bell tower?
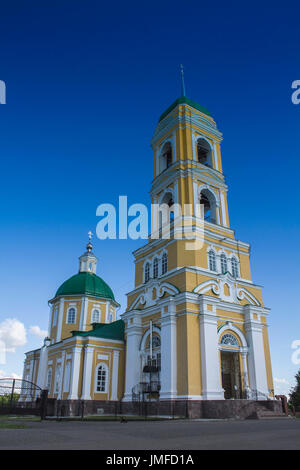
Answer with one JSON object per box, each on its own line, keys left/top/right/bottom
{"left": 122, "top": 75, "right": 274, "bottom": 404}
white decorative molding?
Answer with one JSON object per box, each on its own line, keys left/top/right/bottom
{"left": 194, "top": 273, "right": 261, "bottom": 306}
{"left": 128, "top": 280, "right": 179, "bottom": 310}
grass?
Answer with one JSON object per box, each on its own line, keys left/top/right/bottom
{"left": 0, "top": 414, "right": 40, "bottom": 429}
{"left": 0, "top": 421, "right": 28, "bottom": 429}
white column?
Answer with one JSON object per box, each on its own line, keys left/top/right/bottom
{"left": 193, "top": 181, "right": 200, "bottom": 217}
{"left": 123, "top": 316, "right": 143, "bottom": 401}
{"left": 199, "top": 300, "right": 224, "bottom": 400}
{"left": 36, "top": 344, "right": 49, "bottom": 390}
{"left": 56, "top": 298, "right": 65, "bottom": 343}
{"left": 68, "top": 346, "right": 82, "bottom": 400}
{"left": 81, "top": 346, "right": 94, "bottom": 400}
{"left": 160, "top": 299, "right": 177, "bottom": 400}
{"left": 79, "top": 297, "right": 88, "bottom": 331}
{"left": 47, "top": 305, "right": 53, "bottom": 337}
{"left": 220, "top": 192, "right": 228, "bottom": 228}
{"left": 213, "top": 142, "right": 219, "bottom": 170}
{"left": 110, "top": 350, "right": 120, "bottom": 400}
{"left": 244, "top": 308, "right": 269, "bottom": 399}
{"left": 241, "top": 350, "right": 250, "bottom": 397}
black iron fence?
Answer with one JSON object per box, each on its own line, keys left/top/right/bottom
{"left": 0, "top": 378, "right": 48, "bottom": 419}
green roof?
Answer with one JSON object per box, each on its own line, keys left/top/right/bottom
{"left": 72, "top": 320, "right": 125, "bottom": 341}
{"left": 55, "top": 272, "right": 115, "bottom": 301}
{"left": 158, "top": 96, "right": 211, "bottom": 122}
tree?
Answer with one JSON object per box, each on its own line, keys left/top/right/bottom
{"left": 289, "top": 370, "right": 300, "bottom": 409}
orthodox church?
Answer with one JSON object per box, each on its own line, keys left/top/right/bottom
{"left": 21, "top": 86, "right": 275, "bottom": 415}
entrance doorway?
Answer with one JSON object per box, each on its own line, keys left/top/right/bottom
{"left": 221, "top": 351, "right": 242, "bottom": 399}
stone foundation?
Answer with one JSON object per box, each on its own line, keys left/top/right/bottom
{"left": 46, "top": 398, "right": 284, "bottom": 420}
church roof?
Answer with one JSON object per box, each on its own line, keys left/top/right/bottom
{"left": 55, "top": 271, "right": 115, "bottom": 301}
{"left": 71, "top": 319, "right": 125, "bottom": 341}
{"left": 158, "top": 96, "right": 211, "bottom": 122}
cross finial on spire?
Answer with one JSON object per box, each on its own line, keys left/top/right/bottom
{"left": 86, "top": 231, "right": 93, "bottom": 252}
{"left": 180, "top": 64, "right": 186, "bottom": 97}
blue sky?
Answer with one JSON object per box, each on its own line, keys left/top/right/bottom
{"left": 0, "top": 0, "right": 299, "bottom": 394}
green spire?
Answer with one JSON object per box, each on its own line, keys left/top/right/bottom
{"left": 180, "top": 64, "right": 186, "bottom": 96}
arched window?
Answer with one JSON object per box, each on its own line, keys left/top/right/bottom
{"left": 220, "top": 254, "right": 228, "bottom": 274}
{"left": 153, "top": 258, "right": 158, "bottom": 278}
{"left": 160, "top": 142, "right": 172, "bottom": 171}
{"left": 152, "top": 335, "right": 161, "bottom": 348}
{"left": 46, "top": 368, "right": 52, "bottom": 391}
{"left": 145, "top": 262, "right": 150, "bottom": 282}
{"left": 208, "top": 250, "right": 217, "bottom": 271}
{"left": 96, "top": 364, "right": 108, "bottom": 393}
{"left": 231, "top": 257, "right": 239, "bottom": 278}
{"left": 67, "top": 307, "right": 76, "bottom": 324}
{"left": 197, "top": 138, "right": 212, "bottom": 167}
{"left": 55, "top": 365, "right": 61, "bottom": 393}
{"left": 221, "top": 333, "right": 239, "bottom": 347}
{"left": 52, "top": 307, "right": 58, "bottom": 326}
{"left": 199, "top": 189, "right": 217, "bottom": 224}
{"left": 162, "top": 253, "right": 168, "bottom": 275}
{"left": 159, "top": 192, "right": 175, "bottom": 232}
{"left": 91, "top": 309, "right": 100, "bottom": 323}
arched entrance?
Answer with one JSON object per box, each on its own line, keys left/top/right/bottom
{"left": 218, "top": 328, "right": 249, "bottom": 399}
{"left": 221, "top": 351, "right": 242, "bottom": 399}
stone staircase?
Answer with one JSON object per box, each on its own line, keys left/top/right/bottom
{"left": 247, "top": 401, "right": 287, "bottom": 419}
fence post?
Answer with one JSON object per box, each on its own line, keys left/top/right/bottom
{"left": 40, "top": 389, "right": 48, "bottom": 420}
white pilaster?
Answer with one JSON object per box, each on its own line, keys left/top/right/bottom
{"left": 68, "top": 346, "right": 82, "bottom": 400}
{"left": 80, "top": 296, "right": 88, "bottom": 331}
{"left": 244, "top": 307, "right": 269, "bottom": 398}
{"left": 193, "top": 181, "right": 200, "bottom": 217}
{"left": 123, "top": 315, "right": 143, "bottom": 401}
{"left": 36, "top": 344, "right": 49, "bottom": 390}
{"left": 110, "top": 350, "right": 120, "bottom": 400}
{"left": 48, "top": 304, "right": 53, "bottom": 337}
{"left": 81, "top": 346, "right": 94, "bottom": 400}
{"left": 199, "top": 299, "right": 224, "bottom": 400}
{"left": 213, "top": 142, "right": 219, "bottom": 170}
{"left": 56, "top": 297, "right": 65, "bottom": 343}
{"left": 160, "top": 298, "right": 177, "bottom": 400}
{"left": 220, "top": 192, "right": 228, "bottom": 228}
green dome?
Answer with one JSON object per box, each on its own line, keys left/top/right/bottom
{"left": 158, "top": 96, "right": 211, "bottom": 122}
{"left": 55, "top": 272, "right": 115, "bottom": 301}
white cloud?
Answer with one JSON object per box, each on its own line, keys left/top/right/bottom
{"left": 274, "top": 377, "right": 289, "bottom": 385}
{"left": 274, "top": 377, "right": 291, "bottom": 396}
{"left": 0, "top": 369, "right": 22, "bottom": 380}
{"left": 0, "top": 318, "right": 27, "bottom": 353}
{"left": 29, "top": 325, "right": 48, "bottom": 338}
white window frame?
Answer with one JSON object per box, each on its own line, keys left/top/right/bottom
{"left": 46, "top": 368, "right": 52, "bottom": 391}
{"left": 231, "top": 256, "right": 239, "bottom": 278}
{"left": 52, "top": 307, "right": 58, "bottom": 326}
{"left": 67, "top": 307, "right": 76, "bottom": 324}
{"left": 144, "top": 262, "right": 150, "bottom": 283}
{"left": 95, "top": 363, "right": 109, "bottom": 394}
{"left": 162, "top": 252, "right": 168, "bottom": 275}
{"left": 91, "top": 308, "right": 101, "bottom": 323}
{"left": 153, "top": 258, "right": 159, "bottom": 278}
{"left": 208, "top": 249, "right": 217, "bottom": 272}
{"left": 220, "top": 253, "right": 228, "bottom": 274}
{"left": 54, "top": 365, "right": 61, "bottom": 393}
{"left": 63, "top": 361, "right": 71, "bottom": 393}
